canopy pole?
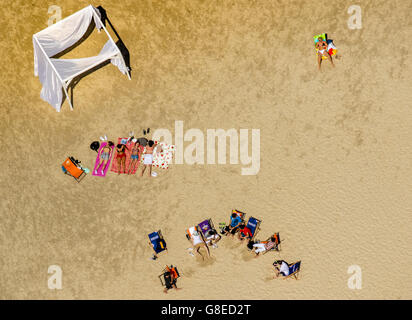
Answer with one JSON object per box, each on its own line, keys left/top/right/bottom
{"left": 33, "top": 36, "right": 73, "bottom": 111}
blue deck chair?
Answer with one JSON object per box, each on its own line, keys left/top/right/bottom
{"left": 245, "top": 216, "right": 262, "bottom": 241}
{"left": 274, "top": 261, "right": 301, "bottom": 280}
{"left": 148, "top": 230, "right": 167, "bottom": 258}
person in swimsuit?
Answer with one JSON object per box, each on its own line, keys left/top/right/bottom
{"left": 127, "top": 139, "right": 140, "bottom": 175}
{"left": 187, "top": 227, "right": 210, "bottom": 260}
{"left": 95, "top": 141, "right": 114, "bottom": 175}
{"left": 116, "top": 143, "right": 129, "bottom": 174}
{"left": 316, "top": 37, "right": 334, "bottom": 70}
{"left": 141, "top": 140, "right": 157, "bottom": 177}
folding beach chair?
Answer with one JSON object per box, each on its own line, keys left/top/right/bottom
{"left": 313, "top": 33, "right": 337, "bottom": 60}
{"left": 274, "top": 261, "right": 301, "bottom": 280}
{"left": 61, "top": 156, "right": 86, "bottom": 182}
{"left": 245, "top": 216, "right": 262, "bottom": 242}
{"left": 250, "top": 232, "right": 282, "bottom": 253}
{"left": 198, "top": 219, "right": 216, "bottom": 238}
{"left": 159, "top": 265, "right": 180, "bottom": 287}
{"left": 148, "top": 230, "right": 167, "bottom": 258}
{"left": 185, "top": 226, "right": 205, "bottom": 242}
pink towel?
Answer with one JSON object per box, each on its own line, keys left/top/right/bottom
{"left": 92, "top": 142, "right": 114, "bottom": 177}
{"left": 110, "top": 138, "right": 144, "bottom": 174}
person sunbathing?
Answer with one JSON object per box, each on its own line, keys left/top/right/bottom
{"left": 316, "top": 37, "right": 334, "bottom": 70}
{"left": 251, "top": 236, "right": 277, "bottom": 257}
{"left": 238, "top": 224, "right": 253, "bottom": 241}
{"left": 116, "top": 143, "right": 129, "bottom": 174}
{"left": 187, "top": 228, "right": 210, "bottom": 260}
{"left": 222, "top": 213, "right": 242, "bottom": 236}
{"left": 273, "top": 260, "right": 290, "bottom": 278}
{"left": 204, "top": 229, "right": 221, "bottom": 248}
{"left": 141, "top": 140, "right": 157, "bottom": 177}
{"left": 127, "top": 139, "right": 140, "bottom": 175}
{"left": 95, "top": 141, "right": 114, "bottom": 175}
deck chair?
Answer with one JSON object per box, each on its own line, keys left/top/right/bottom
{"left": 245, "top": 216, "right": 262, "bottom": 241}
{"left": 148, "top": 230, "right": 167, "bottom": 258}
{"left": 198, "top": 219, "right": 216, "bottom": 238}
{"left": 61, "top": 156, "right": 86, "bottom": 182}
{"left": 274, "top": 261, "right": 301, "bottom": 280}
{"left": 159, "top": 265, "right": 180, "bottom": 288}
{"left": 251, "top": 232, "right": 281, "bottom": 253}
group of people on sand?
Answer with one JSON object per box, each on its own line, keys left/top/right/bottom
{"left": 94, "top": 137, "right": 160, "bottom": 177}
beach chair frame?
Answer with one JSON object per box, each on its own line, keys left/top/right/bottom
{"left": 148, "top": 229, "right": 167, "bottom": 256}
{"left": 279, "top": 261, "right": 301, "bottom": 280}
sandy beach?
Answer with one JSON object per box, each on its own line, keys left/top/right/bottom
{"left": 0, "top": 0, "right": 411, "bottom": 299}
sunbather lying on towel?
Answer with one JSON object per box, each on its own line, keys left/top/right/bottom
{"left": 95, "top": 141, "right": 114, "bottom": 175}
{"left": 128, "top": 139, "right": 140, "bottom": 175}
{"left": 252, "top": 236, "right": 277, "bottom": 257}
{"left": 316, "top": 37, "right": 335, "bottom": 70}
{"left": 273, "top": 260, "right": 290, "bottom": 278}
{"left": 116, "top": 143, "right": 129, "bottom": 174}
{"left": 141, "top": 140, "right": 157, "bottom": 177}
{"left": 204, "top": 229, "right": 221, "bottom": 248}
{"left": 222, "top": 213, "right": 243, "bottom": 236}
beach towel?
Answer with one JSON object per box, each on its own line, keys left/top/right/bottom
{"left": 151, "top": 141, "right": 176, "bottom": 169}
{"left": 92, "top": 142, "right": 114, "bottom": 177}
{"left": 110, "top": 137, "right": 144, "bottom": 174}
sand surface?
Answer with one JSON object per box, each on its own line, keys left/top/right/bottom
{"left": 1, "top": 0, "right": 411, "bottom": 299}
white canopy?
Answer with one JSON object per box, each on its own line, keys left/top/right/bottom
{"left": 33, "top": 5, "right": 130, "bottom": 112}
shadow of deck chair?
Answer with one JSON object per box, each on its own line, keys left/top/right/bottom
{"left": 245, "top": 216, "right": 262, "bottom": 242}
{"left": 148, "top": 230, "right": 167, "bottom": 259}
{"left": 159, "top": 265, "right": 180, "bottom": 290}
{"left": 61, "top": 157, "right": 86, "bottom": 182}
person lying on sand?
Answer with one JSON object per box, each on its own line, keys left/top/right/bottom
{"left": 187, "top": 228, "right": 210, "bottom": 260}
{"left": 316, "top": 37, "right": 334, "bottom": 70}
{"left": 251, "top": 236, "right": 277, "bottom": 257}
{"left": 141, "top": 140, "right": 157, "bottom": 177}
{"left": 273, "top": 260, "right": 290, "bottom": 278}
{"left": 222, "top": 213, "right": 242, "bottom": 237}
{"left": 204, "top": 229, "right": 221, "bottom": 248}
{"left": 238, "top": 224, "right": 253, "bottom": 241}
{"left": 127, "top": 139, "right": 140, "bottom": 175}
{"left": 116, "top": 143, "right": 129, "bottom": 174}
{"left": 95, "top": 141, "right": 114, "bottom": 175}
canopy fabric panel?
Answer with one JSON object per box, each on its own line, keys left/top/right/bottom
{"left": 33, "top": 5, "right": 129, "bottom": 112}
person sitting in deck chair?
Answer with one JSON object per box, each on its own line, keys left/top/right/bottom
{"left": 222, "top": 213, "right": 243, "bottom": 236}
{"left": 238, "top": 224, "right": 253, "bottom": 241}
{"left": 186, "top": 226, "right": 210, "bottom": 260}
{"left": 273, "top": 260, "right": 301, "bottom": 279}
{"left": 251, "top": 236, "right": 278, "bottom": 257}
{"left": 161, "top": 265, "right": 181, "bottom": 294}
{"left": 204, "top": 229, "right": 221, "bottom": 248}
